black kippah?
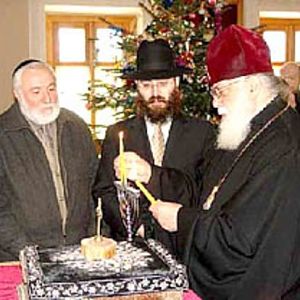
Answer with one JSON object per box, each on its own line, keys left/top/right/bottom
{"left": 12, "top": 59, "right": 42, "bottom": 77}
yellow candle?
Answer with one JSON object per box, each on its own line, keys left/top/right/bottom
{"left": 135, "top": 180, "right": 157, "bottom": 205}
{"left": 118, "top": 131, "right": 127, "bottom": 186}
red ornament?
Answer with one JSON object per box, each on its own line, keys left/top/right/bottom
{"left": 184, "top": 0, "right": 194, "bottom": 4}
{"left": 160, "top": 27, "right": 170, "bottom": 33}
{"left": 208, "top": 0, "right": 217, "bottom": 5}
{"left": 176, "top": 51, "right": 194, "bottom": 68}
{"left": 126, "top": 79, "right": 135, "bottom": 88}
{"left": 185, "top": 13, "right": 203, "bottom": 27}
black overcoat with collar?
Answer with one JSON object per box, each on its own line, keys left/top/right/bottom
{"left": 93, "top": 115, "right": 214, "bottom": 258}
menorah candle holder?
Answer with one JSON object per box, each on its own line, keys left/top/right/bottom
{"left": 114, "top": 181, "right": 140, "bottom": 242}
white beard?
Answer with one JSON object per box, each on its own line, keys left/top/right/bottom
{"left": 216, "top": 99, "right": 255, "bottom": 150}
{"left": 18, "top": 98, "right": 60, "bottom": 125}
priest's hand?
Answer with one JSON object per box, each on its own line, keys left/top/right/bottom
{"left": 149, "top": 200, "right": 182, "bottom": 232}
{"left": 114, "top": 152, "right": 152, "bottom": 183}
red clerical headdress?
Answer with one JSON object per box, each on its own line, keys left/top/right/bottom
{"left": 206, "top": 24, "right": 273, "bottom": 86}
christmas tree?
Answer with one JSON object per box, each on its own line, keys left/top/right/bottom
{"left": 85, "top": 0, "right": 228, "bottom": 125}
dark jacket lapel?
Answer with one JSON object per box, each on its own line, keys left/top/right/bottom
{"left": 126, "top": 117, "right": 154, "bottom": 163}
{"left": 163, "top": 117, "right": 185, "bottom": 166}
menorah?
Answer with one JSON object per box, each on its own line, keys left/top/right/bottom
{"left": 114, "top": 181, "right": 140, "bottom": 242}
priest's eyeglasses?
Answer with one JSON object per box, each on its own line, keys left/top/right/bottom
{"left": 210, "top": 77, "right": 246, "bottom": 99}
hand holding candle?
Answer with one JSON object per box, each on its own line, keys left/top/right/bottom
{"left": 114, "top": 152, "right": 152, "bottom": 184}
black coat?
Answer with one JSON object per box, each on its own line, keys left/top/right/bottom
{"left": 0, "top": 103, "right": 97, "bottom": 261}
{"left": 93, "top": 116, "right": 214, "bottom": 258}
{"left": 149, "top": 97, "right": 300, "bottom": 299}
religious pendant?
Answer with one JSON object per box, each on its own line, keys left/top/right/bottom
{"left": 203, "top": 185, "right": 219, "bottom": 210}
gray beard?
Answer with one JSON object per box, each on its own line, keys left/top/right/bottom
{"left": 18, "top": 97, "right": 60, "bottom": 125}
{"left": 217, "top": 115, "right": 251, "bottom": 150}
{"left": 216, "top": 101, "right": 256, "bottom": 150}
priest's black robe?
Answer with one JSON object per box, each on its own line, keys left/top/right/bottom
{"left": 149, "top": 97, "right": 300, "bottom": 299}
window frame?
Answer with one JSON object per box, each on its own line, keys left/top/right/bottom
{"left": 46, "top": 14, "right": 137, "bottom": 136}
{"left": 46, "top": 14, "right": 137, "bottom": 67}
{"left": 260, "top": 18, "right": 300, "bottom": 66}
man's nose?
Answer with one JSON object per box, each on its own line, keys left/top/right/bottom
{"left": 151, "top": 82, "right": 158, "bottom": 97}
{"left": 212, "top": 95, "right": 222, "bottom": 108}
{"left": 44, "top": 96, "right": 51, "bottom": 103}
{"left": 43, "top": 90, "right": 54, "bottom": 103}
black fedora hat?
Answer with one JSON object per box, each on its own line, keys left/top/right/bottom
{"left": 122, "top": 39, "right": 192, "bottom": 80}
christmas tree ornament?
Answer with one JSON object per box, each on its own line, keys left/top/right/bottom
{"left": 214, "top": 7, "right": 223, "bottom": 34}
{"left": 163, "top": 0, "right": 174, "bottom": 9}
{"left": 186, "top": 13, "right": 203, "bottom": 27}
{"left": 207, "top": 0, "right": 217, "bottom": 6}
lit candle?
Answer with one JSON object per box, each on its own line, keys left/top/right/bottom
{"left": 135, "top": 180, "right": 157, "bottom": 205}
{"left": 118, "top": 131, "right": 127, "bottom": 186}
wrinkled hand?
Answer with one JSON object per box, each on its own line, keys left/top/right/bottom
{"left": 114, "top": 152, "right": 152, "bottom": 183}
{"left": 149, "top": 200, "right": 182, "bottom": 232}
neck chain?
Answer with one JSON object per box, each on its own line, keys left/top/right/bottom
{"left": 203, "top": 104, "right": 289, "bottom": 210}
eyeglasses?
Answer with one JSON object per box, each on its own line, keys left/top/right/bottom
{"left": 137, "top": 78, "right": 175, "bottom": 90}
{"left": 210, "top": 77, "right": 246, "bottom": 99}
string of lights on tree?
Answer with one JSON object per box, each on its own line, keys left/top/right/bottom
{"left": 84, "top": 0, "right": 229, "bottom": 122}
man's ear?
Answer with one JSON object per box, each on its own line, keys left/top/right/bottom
{"left": 13, "top": 89, "right": 20, "bottom": 101}
{"left": 248, "top": 76, "right": 259, "bottom": 94}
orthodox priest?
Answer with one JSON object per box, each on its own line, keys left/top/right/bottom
{"left": 115, "top": 25, "right": 300, "bottom": 299}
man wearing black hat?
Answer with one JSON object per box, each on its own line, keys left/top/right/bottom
{"left": 93, "top": 39, "right": 214, "bottom": 259}
{"left": 0, "top": 59, "right": 97, "bottom": 261}
{"left": 115, "top": 26, "right": 300, "bottom": 299}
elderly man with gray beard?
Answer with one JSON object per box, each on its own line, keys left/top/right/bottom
{"left": 0, "top": 60, "right": 97, "bottom": 262}
{"left": 114, "top": 25, "right": 300, "bottom": 299}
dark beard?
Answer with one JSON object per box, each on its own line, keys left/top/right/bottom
{"left": 135, "top": 88, "right": 182, "bottom": 123}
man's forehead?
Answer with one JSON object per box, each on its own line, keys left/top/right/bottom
{"left": 137, "top": 77, "right": 175, "bottom": 82}
{"left": 212, "top": 76, "right": 245, "bottom": 90}
{"left": 21, "top": 68, "right": 56, "bottom": 87}
{"left": 22, "top": 67, "right": 55, "bottom": 79}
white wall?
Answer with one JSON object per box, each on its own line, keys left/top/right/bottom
{"left": 243, "top": 0, "right": 300, "bottom": 28}
{"left": 0, "top": 0, "right": 29, "bottom": 113}
{"left": 260, "top": 0, "right": 300, "bottom": 11}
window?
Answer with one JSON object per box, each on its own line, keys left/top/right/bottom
{"left": 260, "top": 18, "right": 300, "bottom": 75}
{"left": 46, "top": 14, "right": 136, "bottom": 138}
